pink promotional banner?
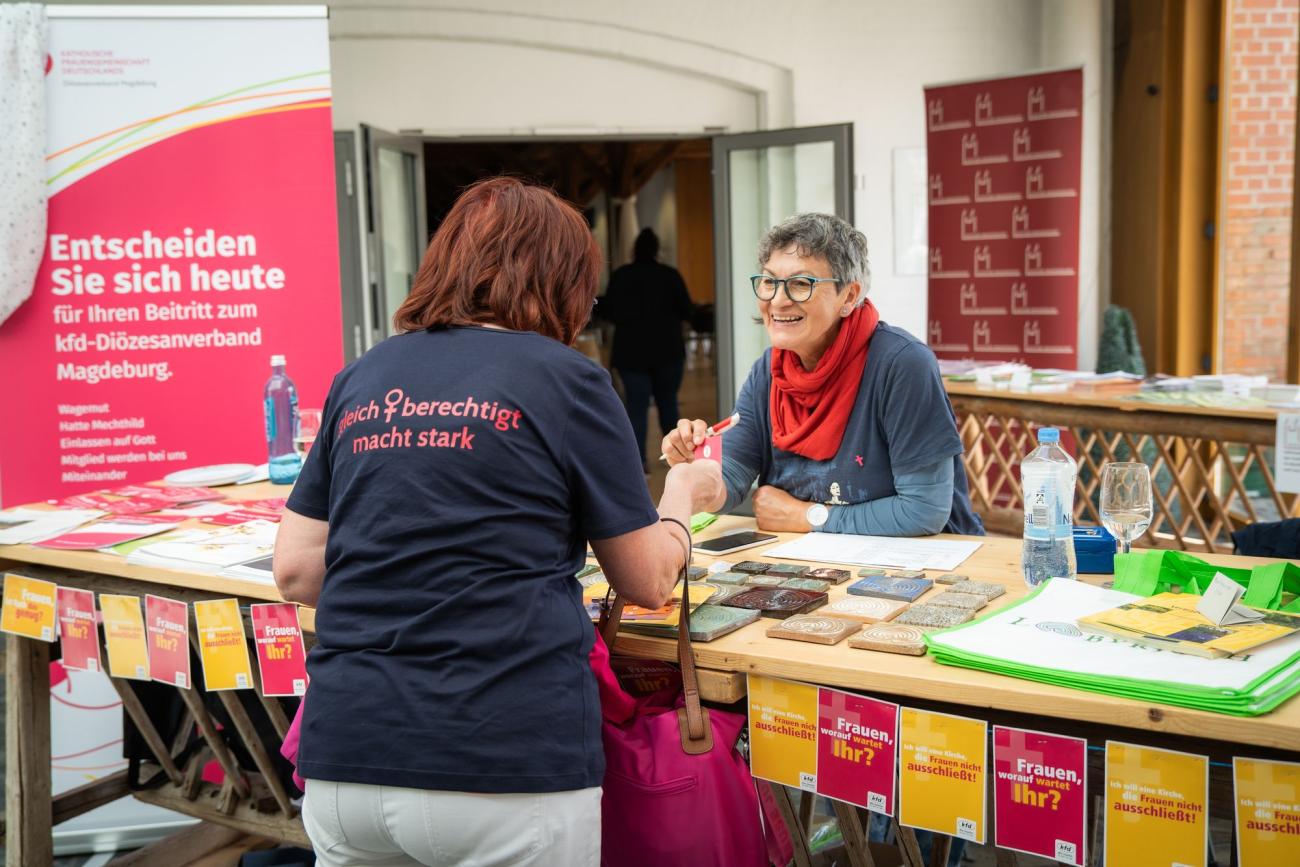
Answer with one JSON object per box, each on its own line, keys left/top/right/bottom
{"left": 56, "top": 586, "right": 101, "bottom": 672}
{"left": 251, "top": 602, "right": 309, "bottom": 696}
{"left": 993, "top": 725, "right": 1087, "bottom": 866}
{"left": 0, "top": 11, "right": 340, "bottom": 507}
{"left": 924, "top": 69, "right": 1083, "bottom": 369}
{"left": 815, "top": 688, "right": 899, "bottom": 815}
{"left": 145, "top": 594, "right": 190, "bottom": 688}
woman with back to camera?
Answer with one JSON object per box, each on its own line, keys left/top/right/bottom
{"left": 663, "top": 212, "right": 982, "bottom": 538}
{"left": 273, "top": 177, "right": 724, "bottom": 867}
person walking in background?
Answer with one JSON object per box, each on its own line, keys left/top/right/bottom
{"left": 603, "top": 227, "right": 694, "bottom": 471}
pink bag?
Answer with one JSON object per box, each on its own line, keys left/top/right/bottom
{"left": 281, "top": 697, "right": 306, "bottom": 791}
{"left": 593, "top": 581, "right": 782, "bottom": 867}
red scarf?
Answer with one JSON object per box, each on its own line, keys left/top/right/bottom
{"left": 769, "top": 301, "right": 880, "bottom": 460}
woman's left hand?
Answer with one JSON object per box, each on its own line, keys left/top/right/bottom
{"left": 753, "top": 485, "right": 814, "bottom": 533}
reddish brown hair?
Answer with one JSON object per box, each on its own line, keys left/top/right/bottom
{"left": 393, "top": 176, "right": 601, "bottom": 345}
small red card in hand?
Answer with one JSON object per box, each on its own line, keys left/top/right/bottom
{"left": 694, "top": 435, "right": 722, "bottom": 463}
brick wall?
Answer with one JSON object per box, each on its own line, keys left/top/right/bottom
{"left": 1221, "top": 0, "right": 1299, "bottom": 378}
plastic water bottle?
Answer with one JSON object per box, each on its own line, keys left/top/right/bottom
{"left": 1021, "top": 427, "right": 1077, "bottom": 586}
{"left": 264, "top": 354, "right": 301, "bottom": 484}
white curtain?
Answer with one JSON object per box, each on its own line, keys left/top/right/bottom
{"left": 0, "top": 4, "right": 47, "bottom": 325}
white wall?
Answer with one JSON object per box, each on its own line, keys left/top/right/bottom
{"left": 328, "top": 38, "right": 760, "bottom": 135}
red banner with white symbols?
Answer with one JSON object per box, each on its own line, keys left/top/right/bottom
{"left": 925, "top": 69, "right": 1083, "bottom": 369}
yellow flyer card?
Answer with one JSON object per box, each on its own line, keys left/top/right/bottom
{"left": 747, "top": 674, "right": 819, "bottom": 791}
{"left": 1235, "top": 756, "right": 1300, "bottom": 866}
{"left": 1105, "top": 741, "right": 1208, "bottom": 867}
{"left": 99, "top": 594, "right": 150, "bottom": 681}
{"left": 193, "top": 598, "right": 254, "bottom": 691}
{"left": 1, "top": 573, "right": 57, "bottom": 642}
{"left": 899, "top": 707, "right": 988, "bottom": 843}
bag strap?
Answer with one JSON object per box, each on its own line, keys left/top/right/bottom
{"left": 597, "top": 517, "right": 713, "bottom": 755}
{"left": 660, "top": 516, "right": 713, "bottom": 754}
{"left": 598, "top": 594, "right": 625, "bottom": 650}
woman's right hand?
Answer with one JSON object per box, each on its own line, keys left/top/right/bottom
{"left": 661, "top": 418, "right": 711, "bottom": 465}
{"left": 666, "top": 459, "right": 726, "bottom": 514}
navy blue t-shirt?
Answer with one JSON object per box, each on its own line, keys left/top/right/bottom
{"left": 287, "top": 326, "right": 658, "bottom": 794}
{"left": 721, "top": 323, "right": 984, "bottom": 536}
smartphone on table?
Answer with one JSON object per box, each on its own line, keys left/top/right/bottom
{"left": 691, "top": 530, "right": 778, "bottom": 555}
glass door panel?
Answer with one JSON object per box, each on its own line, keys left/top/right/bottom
{"left": 712, "top": 125, "right": 852, "bottom": 414}
{"left": 364, "top": 126, "right": 427, "bottom": 345}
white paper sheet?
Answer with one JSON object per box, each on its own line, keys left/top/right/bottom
{"left": 0, "top": 508, "right": 105, "bottom": 545}
{"left": 930, "top": 579, "right": 1300, "bottom": 692}
{"left": 128, "top": 520, "right": 278, "bottom": 570}
{"left": 1275, "top": 413, "right": 1300, "bottom": 494}
{"left": 763, "top": 532, "right": 982, "bottom": 571}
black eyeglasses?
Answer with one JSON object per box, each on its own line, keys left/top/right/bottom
{"left": 750, "top": 274, "right": 839, "bottom": 303}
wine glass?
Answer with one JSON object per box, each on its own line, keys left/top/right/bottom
{"left": 1099, "top": 462, "right": 1153, "bottom": 555}
{"left": 295, "top": 408, "right": 322, "bottom": 460}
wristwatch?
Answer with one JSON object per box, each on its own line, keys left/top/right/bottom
{"left": 805, "top": 502, "right": 829, "bottom": 530}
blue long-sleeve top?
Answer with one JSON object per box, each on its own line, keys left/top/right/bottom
{"left": 718, "top": 323, "right": 984, "bottom": 537}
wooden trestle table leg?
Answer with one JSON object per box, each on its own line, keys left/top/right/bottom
{"left": 893, "top": 819, "right": 926, "bottom": 867}
{"left": 106, "top": 676, "right": 185, "bottom": 786}
{"left": 766, "top": 782, "right": 815, "bottom": 867}
{"left": 174, "top": 685, "right": 251, "bottom": 799}
{"left": 928, "top": 835, "right": 952, "bottom": 867}
{"left": 5, "top": 634, "right": 53, "bottom": 867}
{"left": 830, "top": 799, "right": 877, "bottom": 867}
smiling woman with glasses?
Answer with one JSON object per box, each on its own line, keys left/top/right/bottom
{"left": 662, "top": 212, "right": 984, "bottom": 539}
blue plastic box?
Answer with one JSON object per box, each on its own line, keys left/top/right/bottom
{"left": 1073, "top": 525, "right": 1117, "bottom": 573}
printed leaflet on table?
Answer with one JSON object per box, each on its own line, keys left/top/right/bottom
{"left": 764, "top": 532, "right": 981, "bottom": 571}
{"left": 34, "top": 515, "right": 183, "bottom": 550}
{"left": 0, "top": 508, "right": 104, "bottom": 544}
{"left": 1077, "top": 591, "right": 1300, "bottom": 658}
{"left": 128, "top": 519, "right": 278, "bottom": 572}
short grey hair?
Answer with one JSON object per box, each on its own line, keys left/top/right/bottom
{"left": 757, "top": 213, "right": 871, "bottom": 299}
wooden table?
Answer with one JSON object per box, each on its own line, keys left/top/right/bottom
{"left": 1, "top": 482, "right": 305, "bottom": 866}
{"left": 620, "top": 516, "right": 1300, "bottom": 866}
{"left": 944, "top": 380, "right": 1299, "bottom": 554}
{"left": 623, "top": 516, "right": 1300, "bottom": 756}
{"left": 4, "top": 499, "right": 1299, "bottom": 865}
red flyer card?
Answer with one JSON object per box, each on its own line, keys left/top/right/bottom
{"left": 35, "top": 515, "right": 183, "bottom": 550}
{"left": 694, "top": 434, "right": 722, "bottom": 463}
{"left": 251, "top": 603, "right": 309, "bottom": 696}
{"left": 993, "top": 725, "right": 1087, "bottom": 866}
{"left": 113, "top": 484, "right": 225, "bottom": 504}
{"left": 56, "top": 587, "right": 101, "bottom": 672}
{"left": 816, "top": 688, "right": 900, "bottom": 815}
{"left": 200, "top": 508, "right": 283, "bottom": 526}
{"left": 62, "top": 492, "right": 173, "bottom": 514}
{"left": 145, "top": 595, "right": 191, "bottom": 689}
{"left": 240, "top": 498, "right": 287, "bottom": 512}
